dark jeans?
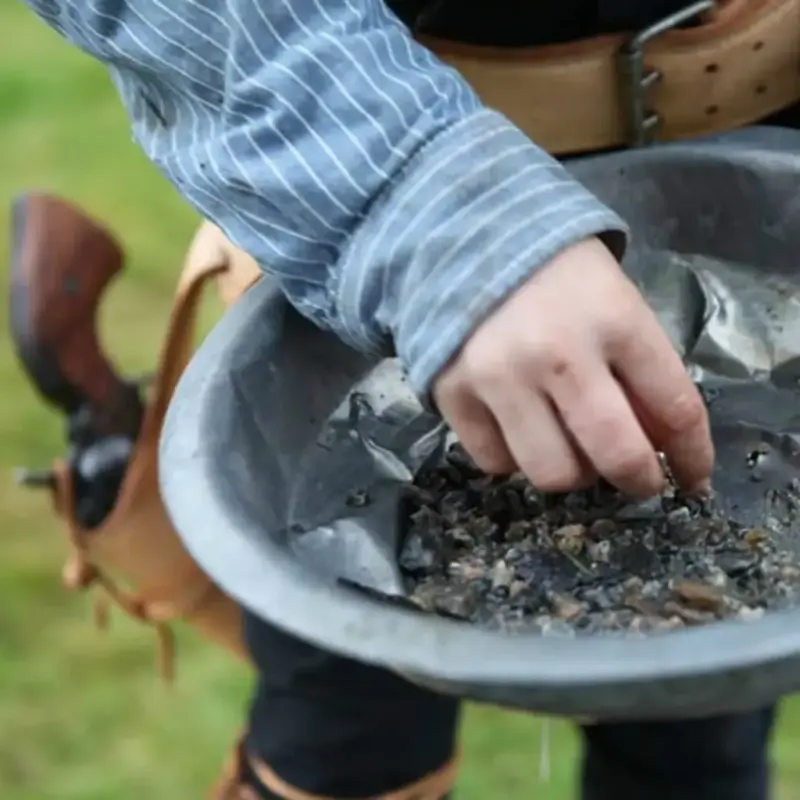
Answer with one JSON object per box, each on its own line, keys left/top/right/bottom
{"left": 242, "top": 610, "right": 776, "bottom": 799}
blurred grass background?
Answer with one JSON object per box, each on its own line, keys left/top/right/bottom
{"left": 2, "top": 2, "right": 800, "bottom": 798}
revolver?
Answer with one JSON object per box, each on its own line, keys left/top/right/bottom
{"left": 9, "top": 193, "right": 146, "bottom": 528}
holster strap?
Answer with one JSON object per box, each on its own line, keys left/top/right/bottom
{"left": 421, "top": 0, "right": 800, "bottom": 154}
{"left": 246, "top": 755, "right": 457, "bottom": 800}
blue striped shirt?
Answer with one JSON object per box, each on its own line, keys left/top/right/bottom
{"left": 24, "top": 0, "right": 627, "bottom": 394}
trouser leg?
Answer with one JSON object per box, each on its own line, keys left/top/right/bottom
{"left": 216, "top": 611, "right": 777, "bottom": 800}
{"left": 238, "top": 609, "right": 460, "bottom": 799}
{"left": 580, "top": 706, "right": 777, "bottom": 800}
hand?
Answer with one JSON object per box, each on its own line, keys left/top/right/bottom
{"left": 432, "top": 236, "right": 713, "bottom": 498}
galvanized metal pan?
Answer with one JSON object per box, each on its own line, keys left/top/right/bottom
{"left": 160, "top": 127, "right": 800, "bottom": 721}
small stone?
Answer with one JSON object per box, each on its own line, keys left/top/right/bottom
{"left": 663, "top": 600, "right": 715, "bottom": 626}
{"left": 716, "top": 551, "right": 758, "bottom": 576}
{"left": 434, "top": 590, "right": 476, "bottom": 619}
{"left": 490, "top": 560, "right": 513, "bottom": 590}
{"left": 704, "top": 566, "right": 728, "bottom": 590}
{"left": 667, "top": 507, "right": 692, "bottom": 527}
{"left": 745, "top": 529, "right": 768, "bottom": 548}
{"left": 582, "top": 587, "right": 615, "bottom": 611}
{"left": 548, "top": 592, "right": 584, "bottom": 622}
{"left": 617, "top": 497, "right": 663, "bottom": 520}
{"left": 450, "top": 560, "right": 486, "bottom": 581}
{"left": 661, "top": 482, "right": 677, "bottom": 500}
{"left": 672, "top": 519, "right": 711, "bottom": 546}
{"left": 447, "top": 526, "right": 474, "bottom": 548}
{"left": 399, "top": 532, "right": 441, "bottom": 576}
{"left": 619, "top": 539, "right": 659, "bottom": 572}
{"left": 522, "top": 485, "right": 545, "bottom": 513}
{"left": 667, "top": 507, "right": 713, "bottom": 545}
{"left": 504, "top": 546, "right": 522, "bottom": 562}
{"left": 641, "top": 580, "right": 662, "bottom": 599}
{"left": 553, "top": 524, "right": 586, "bottom": 556}
{"left": 723, "top": 595, "right": 744, "bottom": 614}
{"left": 652, "top": 615, "right": 685, "bottom": 631}
{"left": 629, "top": 616, "right": 649, "bottom": 634}
{"left": 737, "top": 606, "right": 766, "bottom": 621}
{"left": 672, "top": 580, "right": 725, "bottom": 614}
{"left": 587, "top": 540, "right": 612, "bottom": 563}
{"left": 622, "top": 576, "right": 644, "bottom": 594}
{"left": 705, "top": 518, "right": 731, "bottom": 544}
{"left": 505, "top": 521, "right": 531, "bottom": 543}
{"left": 408, "top": 583, "right": 440, "bottom": 612}
{"left": 781, "top": 565, "right": 800, "bottom": 580}
{"left": 535, "top": 617, "right": 576, "bottom": 638}
{"left": 589, "top": 519, "right": 617, "bottom": 539}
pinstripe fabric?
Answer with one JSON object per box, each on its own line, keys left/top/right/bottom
{"left": 25, "top": 0, "right": 628, "bottom": 393}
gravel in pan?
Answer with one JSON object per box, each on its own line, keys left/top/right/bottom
{"left": 399, "top": 443, "right": 800, "bottom": 637}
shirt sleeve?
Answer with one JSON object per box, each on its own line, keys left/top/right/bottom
{"left": 24, "top": 0, "right": 628, "bottom": 395}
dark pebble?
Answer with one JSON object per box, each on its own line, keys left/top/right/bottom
{"left": 399, "top": 443, "right": 800, "bottom": 636}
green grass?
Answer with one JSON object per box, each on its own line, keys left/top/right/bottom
{"left": 1, "top": 3, "right": 800, "bottom": 798}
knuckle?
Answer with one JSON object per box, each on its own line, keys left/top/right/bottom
{"left": 533, "top": 349, "right": 573, "bottom": 379}
{"left": 460, "top": 339, "right": 511, "bottom": 387}
{"left": 513, "top": 338, "right": 574, "bottom": 380}
{"left": 462, "top": 331, "right": 578, "bottom": 388}
{"left": 467, "top": 359, "right": 509, "bottom": 389}
{"left": 602, "top": 311, "right": 638, "bottom": 352}
{"left": 600, "top": 291, "right": 648, "bottom": 348}
{"left": 660, "top": 390, "right": 706, "bottom": 436}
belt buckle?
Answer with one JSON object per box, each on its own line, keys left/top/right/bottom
{"left": 618, "top": 0, "right": 717, "bottom": 147}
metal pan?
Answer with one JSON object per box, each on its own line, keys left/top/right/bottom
{"left": 160, "top": 128, "right": 800, "bottom": 721}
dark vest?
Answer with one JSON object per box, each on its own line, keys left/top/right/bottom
{"left": 387, "top": 0, "right": 705, "bottom": 47}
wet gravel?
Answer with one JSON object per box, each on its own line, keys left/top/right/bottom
{"left": 399, "top": 443, "right": 800, "bottom": 636}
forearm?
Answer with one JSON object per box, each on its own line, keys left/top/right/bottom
{"left": 25, "top": 0, "right": 628, "bottom": 394}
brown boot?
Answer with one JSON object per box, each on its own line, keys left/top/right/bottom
{"left": 212, "top": 736, "right": 262, "bottom": 800}
{"left": 212, "top": 733, "right": 457, "bottom": 799}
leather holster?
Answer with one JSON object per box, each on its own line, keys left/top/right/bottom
{"left": 50, "top": 221, "right": 262, "bottom": 677}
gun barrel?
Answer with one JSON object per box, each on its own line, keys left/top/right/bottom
{"left": 14, "top": 466, "right": 56, "bottom": 489}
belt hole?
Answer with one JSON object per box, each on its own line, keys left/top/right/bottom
{"left": 753, "top": 41, "right": 765, "bottom": 51}
{"left": 756, "top": 84, "right": 767, "bottom": 95}
{"left": 705, "top": 105, "right": 719, "bottom": 115}
{"left": 705, "top": 63, "right": 719, "bottom": 74}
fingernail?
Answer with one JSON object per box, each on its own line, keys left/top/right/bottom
{"left": 692, "top": 478, "right": 713, "bottom": 498}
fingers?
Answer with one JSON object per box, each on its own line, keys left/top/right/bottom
{"left": 430, "top": 238, "right": 715, "bottom": 499}
{"left": 436, "top": 336, "right": 705, "bottom": 498}
{"left": 606, "top": 310, "right": 714, "bottom": 493}
{"left": 436, "top": 346, "right": 672, "bottom": 497}
{"left": 437, "top": 370, "right": 597, "bottom": 492}
{"left": 435, "top": 387, "right": 516, "bottom": 475}
{"left": 481, "top": 382, "right": 596, "bottom": 492}
{"left": 542, "top": 353, "right": 665, "bottom": 497}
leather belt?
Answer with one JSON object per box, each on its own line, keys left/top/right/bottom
{"left": 418, "top": 0, "right": 800, "bottom": 154}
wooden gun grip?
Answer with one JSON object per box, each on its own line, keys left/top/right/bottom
{"left": 9, "top": 193, "right": 142, "bottom": 440}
